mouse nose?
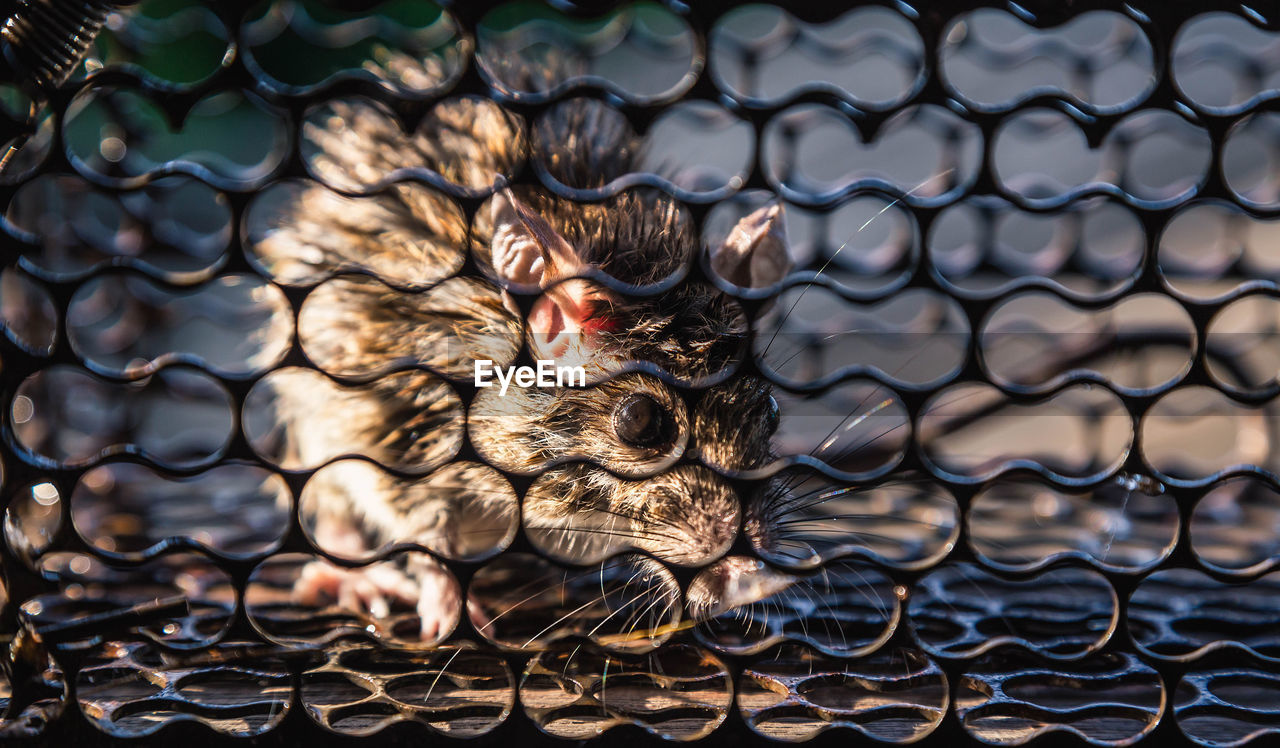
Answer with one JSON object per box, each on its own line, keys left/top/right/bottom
{"left": 641, "top": 468, "right": 740, "bottom": 565}
{"left": 690, "top": 488, "right": 740, "bottom": 562}
{"left": 687, "top": 556, "right": 795, "bottom": 621}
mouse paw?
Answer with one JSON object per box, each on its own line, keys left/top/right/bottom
{"left": 294, "top": 558, "right": 460, "bottom": 644}
{"left": 294, "top": 560, "right": 420, "bottom": 626}
{"left": 413, "top": 559, "right": 461, "bottom": 642}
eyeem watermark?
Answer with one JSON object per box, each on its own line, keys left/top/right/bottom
{"left": 475, "top": 360, "right": 586, "bottom": 395}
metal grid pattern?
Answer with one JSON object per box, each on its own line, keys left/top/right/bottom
{"left": 0, "top": 1, "right": 1277, "bottom": 745}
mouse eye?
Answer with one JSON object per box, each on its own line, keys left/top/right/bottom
{"left": 613, "top": 393, "right": 675, "bottom": 448}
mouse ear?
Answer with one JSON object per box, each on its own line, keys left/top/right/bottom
{"left": 527, "top": 279, "right": 621, "bottom": 367}
{"left": 490, "top": 190, "right": 583, "bottom": 288}
{"left": 710, "top": 202, "right": 794, "bottom": 289}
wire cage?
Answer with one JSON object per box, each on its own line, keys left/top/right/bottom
{"left": 0, "top": 0, "right": 1278, "bottom": 745}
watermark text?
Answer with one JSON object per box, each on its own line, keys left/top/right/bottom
{"left": 475, "top": 360, "right": 586, "bottom": 395}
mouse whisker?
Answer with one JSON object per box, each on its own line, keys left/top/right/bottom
{"left": 594, "top": 588, "right": 666, "bottom": 641}
{"left": 759, "top": 169, "right": 956, "bottom": 359}
{"left": 811, "top": 397, "right": 897, "bottom": 459}
{"left": 829, "top": 564, "right": 891, "bottom": 625}
{"left": 421, "top": 646, "right": 465, "bottom": 707}
{"left": 512, "top": 575, "right": 650, "bottom": 648}
{"left": 772, "top": 514, "right": 947, "bottom": 529}
{"left": 474, "top": 558, "right": 633, "bottom": 630}
{"left": 761, "top": 478, "right": 938, "bottom": 516}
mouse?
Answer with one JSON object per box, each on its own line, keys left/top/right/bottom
{"left": 258, "top": 96, "right": 795, "bottom": 643}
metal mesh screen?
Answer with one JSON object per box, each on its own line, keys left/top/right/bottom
{"left": 0, "top": 1, "right": 1277, "bottom": 745}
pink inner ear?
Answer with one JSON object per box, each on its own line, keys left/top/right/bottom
{"left": 529, "top": 296, "right": 566, "bottom": 338}
{"left": 528, "top": 296, "right": 578, "bottom": 361}
{"left": 527, "top": 280, "right": 619, "bottom": 363}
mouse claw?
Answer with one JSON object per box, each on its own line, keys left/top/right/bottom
{"left": 293, "top": 559, "right": 348, "bottom": 606}
{"left": 294, "top": 559, "right": 449, "bottom": 640}
{"left": 413, "top": 558, "right": 461, "bottom": 642}
{"left": 351, "top": 576, "right": 390, "bottom": 621}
